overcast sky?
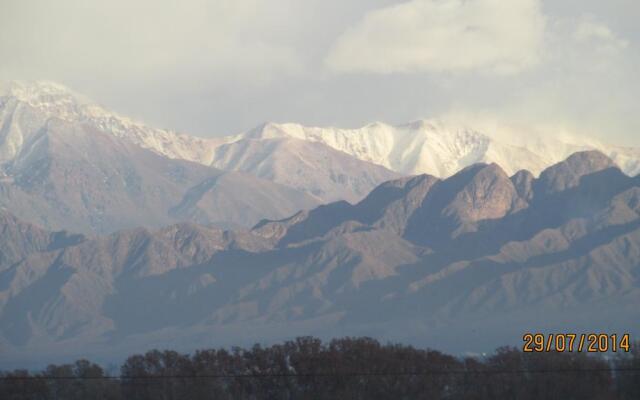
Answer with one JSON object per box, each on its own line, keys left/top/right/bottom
{"left": 1, "top": 0, "right": 638, "bottom": 145}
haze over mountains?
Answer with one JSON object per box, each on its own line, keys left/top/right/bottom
{"left": 2, "top": 81, "right": 639, "bottom": 235}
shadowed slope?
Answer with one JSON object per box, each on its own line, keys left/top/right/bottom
{"left": 0, "top": 151, "right": 638, "bottom": 364}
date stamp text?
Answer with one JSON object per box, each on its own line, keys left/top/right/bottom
{"left": 522, "top": 333, "right": 631, "bottom": 353}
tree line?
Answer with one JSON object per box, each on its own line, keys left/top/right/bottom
{"left": 1, "top": 336, "right": 639, "bottom": 399}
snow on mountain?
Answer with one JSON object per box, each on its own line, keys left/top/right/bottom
{"left": 0, "top": 82, "right": 321, "bottom": 233}
{"left": 0, "top": 81, "right": 398, "bottom": 203}
{"left": 209, "top": 136, "right": 400, "bottom": 202}
{"left": 0, "top": 117, "right": 321, "bottom": 234}
{"left": 241, "top": 120, "right": 640, "bottom": 178}
{"left": 0, "top": 81, "right": 223, "bottom": 166}
{"left": 2, "top": 80, "right": 638, "bottom": 208}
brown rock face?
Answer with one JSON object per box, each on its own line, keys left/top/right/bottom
{"left": 402, "top": 163, "right": 528, "bottom": 243}
{"left": 511, "top": 169, "right": 534, "bottom": 202}
{"left": 442, "top": 163, "right": 524, "bottom": 223}
{"left": 0, "top": 210, "right": 83, "bottom": 271}
{"left": 536, "top": 150, "right": 616, "bottom": 195}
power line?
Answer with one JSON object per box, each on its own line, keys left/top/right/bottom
{"left": 2, "top": 367, "right": 640, "bottom": 381}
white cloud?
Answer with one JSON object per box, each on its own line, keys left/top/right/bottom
{"left": 0, "top": 0, "right": 306, "bottom": 86}
{"left": 428, "top": 12, "right": 639, "bottom": 146}
{"left": 325, "top": 0, "right": 546, "bottom": 75}
{"left": 1, "top": 0, "right": 637, "bottom": 145}
{"left": 572, "top": 15, "right": 629, "bottom": 53}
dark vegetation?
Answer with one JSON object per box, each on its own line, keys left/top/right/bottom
{"left": 1, "top": 337, "right": 639, "bottom": 399}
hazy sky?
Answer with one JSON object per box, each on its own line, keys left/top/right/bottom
{"left": 1, "top": 0, "right": 638, "bottom": 145}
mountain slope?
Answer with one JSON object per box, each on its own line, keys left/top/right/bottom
{"left": 209, "top": 136, "right": 400, "bottom": 203}
{"left": 0, "top": 116, "right": 319, "bottom": 233}
{"left": 0, "top": 151, "right": 638, "bottom": 366}
{"left": 0, "top": 211, "right": 84, "bottom": 271}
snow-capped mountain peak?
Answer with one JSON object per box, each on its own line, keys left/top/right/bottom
{"left": 0, "top": 81, "right": 220, "bottom": 165}
{"left": 241, "top": 120, "right": 550, "bottom": 177}
{"left": 0, "top": 80, "right": 132, "bottom": 129}
{"left": 0, "top": 81, "right": 402, "bottom": 206}
{"left": 236, "top": 119, "right": 640, "bottom": 178}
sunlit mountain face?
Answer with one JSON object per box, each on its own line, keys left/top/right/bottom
{"left": 1, "top": 141, "right": 638, "bottom": 366}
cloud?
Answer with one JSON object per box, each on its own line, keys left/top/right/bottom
{"left": 0, "top": 0, "right": 637, "bottom": 146}
{"left": 325, "top": 0, "right": 546, "bottom": 75}
{"left": 428, "top": 12, "right": 639, "bottom": 146}
{"left": 572, "top": 15, "right": 629, "bottom": 53}
{"left": 0, "top": 0, "right": 306, "bottom": 87}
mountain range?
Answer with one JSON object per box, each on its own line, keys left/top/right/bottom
{"left": 0, "top": 82, "right": 325, "bottom": 233}
{"left": 0, "top": 147, "right": 638, "bottom": 366}
{"left": 2, "top": 81, "right": 639, "bottom": 235}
